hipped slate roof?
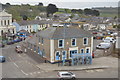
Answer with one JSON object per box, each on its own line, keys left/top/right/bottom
{"left": 37, "top": 27, "right": 93, "bottom": 39}
{"left": 16, "top": 20, "right": 53, "bottom": 26}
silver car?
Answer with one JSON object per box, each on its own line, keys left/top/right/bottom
{"left": 57, "top": 71, "right": 76, "bottom": 80}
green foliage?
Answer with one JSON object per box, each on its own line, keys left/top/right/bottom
{"left": 84, "top": 8, "right": 100, "bottom": 16}
{"left": 4, "top": 4, "right": 46, "bottom": 21}
{"left": 46, "top": 4, "right": 58, "bottom": 17}
{"left": 113, "top": 24, "right": 120, "bottom": 29}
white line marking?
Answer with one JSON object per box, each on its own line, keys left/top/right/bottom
{"left": 18, "top": 54, "right": 22, "bottom": 57}
{"left": 21, "top": 70, "right": 28, "bottom": 75}
{"left": 33, "top": 72, "right": 36, "bottom": 74}
{"left": 38, "top": 72, "right": 40, "bottom": 73}
{"left": 30, "top": 73, "right": 33, "bottom": 75}
{"left": 36, "top": 65, "right": 41, "bottom": 69}
{"left": 9, "top": 57, "right": 12, "bottom": 61}
{"left": 13, "top": 63, "right": 19, "bottom": 68}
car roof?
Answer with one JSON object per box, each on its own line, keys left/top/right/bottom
{"left": 59, "top": 71, "right": 70, "bottom": 74}
{"left": 0, "top": 56, "right": 5, "bottom": 58}
{"left": 100, "top": 42, "right": 110, "bottom": 44}
{"left": 16, "top": 45, "right": 21, "bottom": 47}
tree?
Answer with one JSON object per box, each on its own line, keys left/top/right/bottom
{"left": 5, "top": 3, "right": 11, "bottom": 8}
{"left": 38, "top": 3, "right": 43, "bottom": 6}
{"left": 84, "top": 8, "right": 93, "bottom": 15}
{"left": 84, "top": 8, "right": 100, "bottom": 16}
{"left": 46, "top": 4, "right": 58, "bottom": 17}
{"left": 93, "top": 10, "right": 100, "bottom": 16}
{"left": 71, "top": 9, "right": 77, "bottom": 13}
{"left": 22, "top": 15, "right": 28, "bottom": 20}
{"left": 78, "top": 9, "right": 83, "bottom": 14}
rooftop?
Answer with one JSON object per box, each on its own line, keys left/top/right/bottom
{"left": 37, "top": 27, "right": 93, "bottom": 39}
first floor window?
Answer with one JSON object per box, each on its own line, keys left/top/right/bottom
{"left": 58, "top": 39, "right": 64, "bottom": 48}
{"left": 83, "top": 38, "right": 88, "bottom": 45}
{"left": 71, "top": 38, "right": 76, "bottom": 46}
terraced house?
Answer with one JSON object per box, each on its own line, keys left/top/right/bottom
{"left": 27, "top": 26, "right": 93, "bottom": 64}
{"left": 12, "top": 20, "right": 52, "bottom": 33}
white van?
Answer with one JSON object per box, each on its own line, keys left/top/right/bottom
{"left": 96, "top": 42, "right": 111, "bottom": 49}
{"left": 103, "top": 37, "right": 116, "bottom": 43}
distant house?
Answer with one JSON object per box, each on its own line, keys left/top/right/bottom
{"left": 12, "top": 20, "right": 51, "bottom": 33}
{"left": 26, "top": 26, "right": 93, "bottom": 64}
{"left": 0, "top": 10, "right": 16, "bottom": 36}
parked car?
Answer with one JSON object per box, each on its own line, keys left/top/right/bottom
{"left": 7, "top": 41, "right": 14, "bottom": 45}
{"left": 12, "top": 38, "right": 22, "bottom": 43}
{"left": 0, "top": 56, "right": 5, "bottom": 63}
{"left": 15, "top": 46, "right": 23, "bottom": 53}
{"left": 0, "top": 43, "right": 5, "bottom": 48}
{"left": 57, "top": 71, "right": 76, "bottom": 80}
{"left": 110, "top": 32, "right": 118, "bottom": 36}
{"left": 96, "top": 42, "right": 111, "bottom": 49}
{"left": 103, "top": 37, "right": 116, "bottom": 43}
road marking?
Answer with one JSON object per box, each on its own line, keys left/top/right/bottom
{"left": 95, "top": 69, "right": 103, "bottom": 72}
{"left": 18, "top": 54, "right": 22, "bottom": 57}
{"left": 30, "top": 73, "right": 33, "bottom": 75}
{"left": 33, "top": 72, "right": 36, "bottom": 74}
{"left": 85, "top": 70, "right": 94, "bottom": 73}
{"left": 13, "top": 63, "right": 19, "bottom": 68}
{"left": 21, "top": 70, "right": 28, "bottom": 75}
{"left": 36, "top": 65, "right": 41, "bottom": 69}
{"left": 38, "top": 72, "right": 41, "bottom": 73}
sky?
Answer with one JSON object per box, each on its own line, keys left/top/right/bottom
{"left": 0, "top": 0, "right": 119, "bottom": 9}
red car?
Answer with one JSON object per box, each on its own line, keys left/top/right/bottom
{"left": 15, "top": 46, "right": 23, "bottom": 53}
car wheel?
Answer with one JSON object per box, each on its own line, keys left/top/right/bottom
{"left": 60, "top": 78, "right": 64, "bottom": 80}
{"left": 72, "top": 77, "right": 76, "bottom": 80}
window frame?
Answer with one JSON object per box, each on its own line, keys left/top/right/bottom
{"left": 71, "top": 38, "right": 76, "bottom": 46}
{"left": 58, "top": 39, "right": 64, "bottom": 48}
{"left": 83, "top": 37, "right": 88, "bottom": 45}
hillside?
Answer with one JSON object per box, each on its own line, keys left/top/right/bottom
{"left": 92, "top": 7, "right": 118, "bottom": 17}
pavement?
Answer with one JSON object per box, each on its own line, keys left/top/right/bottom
{"left": 36, "top": 56, "right": 118, "bottom": 71}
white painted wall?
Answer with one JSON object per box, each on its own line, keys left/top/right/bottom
{"left": 50, "top": 39, "right": 54, "bottom": 62}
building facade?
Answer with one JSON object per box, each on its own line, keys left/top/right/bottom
{"left": 27, "top": 26, "right": 93, "bottom": 64}
{"left": 0, "top": 10, "right": 16, "bottom": 36}
{"left": 12, "top": 20, "right": 51, "bottom": 33}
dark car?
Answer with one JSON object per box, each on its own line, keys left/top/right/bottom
{"left": 7, "top": 41, "right": 14, "bottom": 45}
{"left": 0, "top": 56, "right": 5, "bottom": 63}
{"left": 12, "top": 38, "right": 22, "bottom": 43}
{"left": 0, "top": 43, "right": 5, "bottom": 48}
{"left": 15, "top": 46, "right": 23, "bottom": 53}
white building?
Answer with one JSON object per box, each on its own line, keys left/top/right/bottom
{"left": 0, "top": 10, "right": 16, "bottom": 36}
